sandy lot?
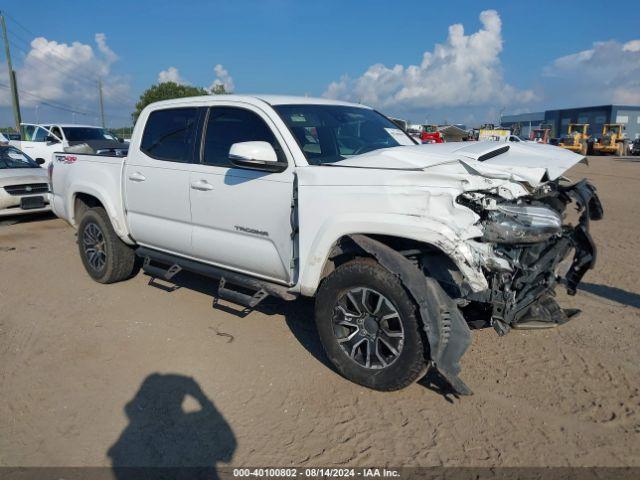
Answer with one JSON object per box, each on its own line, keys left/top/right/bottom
{"left": 1, "top": 156, "right": 639, "bottom": 469}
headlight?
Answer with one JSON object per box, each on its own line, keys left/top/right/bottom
{"left": 483, "top": 205, "right": 562, "bottom": 244}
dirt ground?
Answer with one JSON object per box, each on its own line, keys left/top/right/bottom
{"left": 1, "top": 156, "right": 639, "bottom": 469}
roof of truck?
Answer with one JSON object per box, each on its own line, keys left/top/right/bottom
{"left": 147, "top": 94, "right": 371, "bottom": 110}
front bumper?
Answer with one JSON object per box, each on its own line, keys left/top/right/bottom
{"left": 0, "top": 190, "right": 51, "bottom": 217}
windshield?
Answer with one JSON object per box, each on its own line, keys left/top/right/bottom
{"left": 0, "top": 146, "right": 40, "bottom": 169}
{"left": 62, "top": 127, "right": 117, "bottom": 142}
{"left": 274, "top": 105, "right": 415, "bottom": 165}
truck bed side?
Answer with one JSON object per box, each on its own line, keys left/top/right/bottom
{"left": 50, "top": 153, "right": 133, "bottom": 244}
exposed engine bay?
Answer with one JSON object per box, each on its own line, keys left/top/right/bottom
{"left": 457, "top": 179, "right": 604, "bottom": 334}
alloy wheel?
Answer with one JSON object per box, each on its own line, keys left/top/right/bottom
{"left": 332, "top": 287, "right": 405, "bottom": 369}
{"left": 82, "top": 222, "right": 107, "bottom": 271}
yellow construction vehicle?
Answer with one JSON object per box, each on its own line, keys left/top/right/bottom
{"left": 592, "top": 124, "right": 627, "bottom": 156}
{"left": 558, "top": 124, "right": 590, "bottom": 155}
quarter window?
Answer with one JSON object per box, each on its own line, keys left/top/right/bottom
{"left": 140, "top": 107, "right": 198, "bottom": 162}
{"left": 203, "top": 107, "right": 283, "bottom": 167}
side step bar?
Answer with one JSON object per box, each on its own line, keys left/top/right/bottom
{"left": 137, "top": 247, "right": 297, "bottom": 307}
{"left": 218, "top": 278, "right": 268, "bottom": 308}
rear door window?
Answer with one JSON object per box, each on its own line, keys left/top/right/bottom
{"left": 140, "top": 107, "right": 198, "bottom": 163}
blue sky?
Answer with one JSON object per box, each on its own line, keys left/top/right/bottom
{"left": 1, "top": 0, "right": 639, "bottom": 127}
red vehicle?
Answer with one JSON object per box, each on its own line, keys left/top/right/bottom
{"left": 420, "top": 124, "right": 444, "bottom": 144}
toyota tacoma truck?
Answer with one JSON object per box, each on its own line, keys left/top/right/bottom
{"left": 50, "top": 95, "right": 603, "bottom": 395}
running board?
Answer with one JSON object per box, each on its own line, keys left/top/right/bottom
{"left": 217, "top": 278, "right": 269, "bottom": 308}
{"left": 142, "top": 257, "right": 182, "bottom": 281}
{"left": 137, "top": 247, "right": 297, "bottom": 306}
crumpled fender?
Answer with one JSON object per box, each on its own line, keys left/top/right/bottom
{"left": 349, "top": 234, "right": 473, "bottom": 395}
{"left": 560, "top": 180, "right": 603, "bottom": 295}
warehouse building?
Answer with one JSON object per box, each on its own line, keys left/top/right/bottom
{"left": 500, "top": 112, "right": 545, "bottom": 139}
{"left": 502, "top": 105, "right": 640, "bottom": 140}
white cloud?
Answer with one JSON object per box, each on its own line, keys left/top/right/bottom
{"left": 209, "top": 64, "right": 234, "bottom": 93}
{"left": 623, "top": 40, "right": 640, "bottom": 52}
{"left": 543, "top": 39, "right": 640, "bottom": 105}
{"left": 157, "top": 66, "right": 188, "bottom": 85}
{"left": 94, "top": 32, "right": 118, "bottom": 64}
{"left": 0, "top": 34, "right": 131, "bottom": 113}
{"left": 323, "top": 10, "right": 535, "bottom": 112}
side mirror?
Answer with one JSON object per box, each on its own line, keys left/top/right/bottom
{"left": 35, "top": 158, "right": 45, "bottom": 166}
{"left": 228, "top": 141, "right": 285, "bottom": 172}
{"left": 46, "top": 135, "right": 60, "bottom": 144}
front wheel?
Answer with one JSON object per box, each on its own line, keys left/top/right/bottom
{"left": 315, "top": 258, "right": 428, "bottom": 391}
{"left": 77, "top": 207, "right": 137, "bottom": 284}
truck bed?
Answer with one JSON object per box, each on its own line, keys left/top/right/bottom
{"left": 50, "top": 152, "right": 131, "bottom": 241}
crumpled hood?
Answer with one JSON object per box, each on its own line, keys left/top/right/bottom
{"left": 0, "top": 167, "right": 48, "bottom": 187}
{"left": 332, "top": 141, "right": 586, "bottom": 186}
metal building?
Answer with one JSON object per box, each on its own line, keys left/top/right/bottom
{"left": 501, "top": 112, "right": 545, "bottom": 138}
{"left": 545, "top": 105, "right": 640, "bottom": 140}
{"left": 502, "top": 105, "right": 640, "bottom": 140}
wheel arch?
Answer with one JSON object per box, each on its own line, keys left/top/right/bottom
{"left": 74, "top": 192, "right": 104, "bottom": 224}
{"left": 68, "top": 187, "right": 134, "bottom": 245}
{"left": 307, "top": 233, "right": 480, "bottom": 298}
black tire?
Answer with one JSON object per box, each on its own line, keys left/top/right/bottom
{"left": 315, "top": 258, "right": 428, "bottom": 391}
{"left": 77, "top": 207, "right": 137, "bottom": 284}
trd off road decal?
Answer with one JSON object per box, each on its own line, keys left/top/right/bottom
{"left": 55, "top": 155, "right": 77, "bottom": 164}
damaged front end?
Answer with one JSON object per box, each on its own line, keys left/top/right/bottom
{"left": 342, "top": 180, "right": 603, "bottom": 397}
{"left": 459, "top": 179, "right": 604, "bottom": 335}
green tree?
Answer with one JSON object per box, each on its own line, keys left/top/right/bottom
{"left": 132, "top": 82, "right": 207, "bottom": 122}
{"left": 210, "top": 84, "right": 228, "bottom": 95}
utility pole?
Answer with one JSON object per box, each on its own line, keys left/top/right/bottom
{"left": 0, "top": 11, "right": 22, "bottom": 131}
{"left": 98, "top": 78, "right": 105, "bottom": 127}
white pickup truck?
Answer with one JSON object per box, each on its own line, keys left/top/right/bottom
{"left": 12, "top": 123, "right": 128, "bottom": 167}
{"left": 50, "top": 95, "right": 603, "bottom": 394}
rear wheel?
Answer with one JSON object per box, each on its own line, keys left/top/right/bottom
{"left": 77, "top": 207, "right": 137, "bottom": 283}
{"left": 315, "top": 258, "right": 428, "bottom": 391}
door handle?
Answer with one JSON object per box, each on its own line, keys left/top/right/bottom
{"left": 128, "top": 172, "right": 146, "bottom": 182}
{"left": 190, "top": 180, "right": 214, "bottom": 191}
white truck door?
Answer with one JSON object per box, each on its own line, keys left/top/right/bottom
{"left": 124, "top": 107, "right": 199, "bottom": 257}
{"left": 189, "top": 105, "right": 294, "bottom": 284}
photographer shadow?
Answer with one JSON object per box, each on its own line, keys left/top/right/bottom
{"left": 108, "top": 373, "right": 236, "bottom": 480}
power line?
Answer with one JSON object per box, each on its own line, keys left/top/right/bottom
{"left": 1, "top": 10, "right": 36, "bottom": 38}
{"left": 0, "top": 82, "right": 90, "bottom": 115}
{"left": 6, "top": 30, "right": 135, "bottom": 108}
{"left": 2, "top": 10, "right": 138, "bottom": 112}
{"left": 0, "top": 81, "right": 132, "bottom": 121}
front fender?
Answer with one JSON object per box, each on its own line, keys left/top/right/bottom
{"left": 297, "top": 213, "right": 488, "bottom": 296}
